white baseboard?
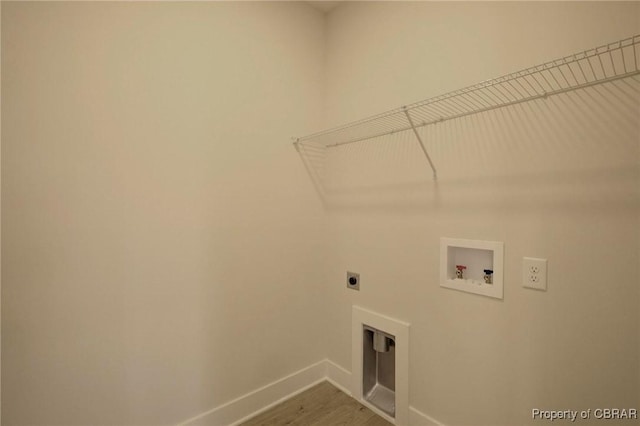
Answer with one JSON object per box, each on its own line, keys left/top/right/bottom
{"left": 409, "top": 406, "right": 446, "bottom": 426}
{"left": 177, "top": 360, "right": 326, "bottom": 426}
{"left": 176, "top": 358, "right": 445, "bottom": 426}
{"left": 324, "top": 359, "right": 352, "bottom": 395}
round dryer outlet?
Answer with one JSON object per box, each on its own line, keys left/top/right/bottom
{"left": 347, "top": 272, "right": 360, "bottom": 290}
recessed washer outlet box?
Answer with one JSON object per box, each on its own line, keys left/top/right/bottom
{"left": 440, "top": 237, "right": 504, "bottom": 299}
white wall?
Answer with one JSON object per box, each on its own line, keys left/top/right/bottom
{"left": 0, "top": 2, "right": 3, "bottom": 421}
{"left": 323, "top": 2, "right": 639, "bottom": 425}
{"left": 1, "top": 2, "right": 326, "bottom": 424}
{"left": 3, "top": 2, "right": 640, "bottom": 426}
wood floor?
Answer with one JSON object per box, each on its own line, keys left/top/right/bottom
{"left": 239, "top": 381, "right": 393, "bottom": 426}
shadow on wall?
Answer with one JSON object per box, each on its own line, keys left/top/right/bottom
{"left": 295, "top": 77, "right": 640, "bottom": 214}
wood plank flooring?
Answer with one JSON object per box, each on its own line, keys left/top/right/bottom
{"left": 239, "top": 381, "right": 393, "bottom": 426}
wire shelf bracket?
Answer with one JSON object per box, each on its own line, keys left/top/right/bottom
{"left": 293, "top": 35, "right": 640, "bottom": 181}
{"left": 403, "top": 105, "right": 437, "bottom": 180}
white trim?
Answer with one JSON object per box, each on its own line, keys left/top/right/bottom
{"left": 176, "top": 358, "right": 446, "bottom": 426}
{"left": 409, "top": 406, "right": 446, "bottom": 426}
{"left": 325, "top": 359, "right": 352, "bottom": 396}
{"left": 352, "top": 306, "right": 410, "bottom": 426}
{"left": 177, "top": 360, "right": 326, "bottom": 426}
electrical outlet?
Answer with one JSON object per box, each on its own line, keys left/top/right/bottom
{"left": 523, "top": 257, "right": 547, "bottom": 291}
{"left": 346, "top": 271, "right": 360, "bottom": 291}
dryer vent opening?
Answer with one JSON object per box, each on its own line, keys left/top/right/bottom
{"left": 363, "top": 326, "right": 396, "bottom": 417}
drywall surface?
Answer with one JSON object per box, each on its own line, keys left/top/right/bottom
{"left": 0, "top": 2, "right": 3, "bottom": 421}
{"left": 323, "top": 2, "right": 640, "bottom": 425}
{"left": 1, "top": 2, "right": 326, "bottom": 424}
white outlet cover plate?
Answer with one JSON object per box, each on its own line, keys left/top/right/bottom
{"left": 523, "top": 257, "right": 547, "bottom": 291}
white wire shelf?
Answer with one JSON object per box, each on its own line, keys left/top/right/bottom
{"left": 294, "top": 35, "right": 640, "bottom": 181}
